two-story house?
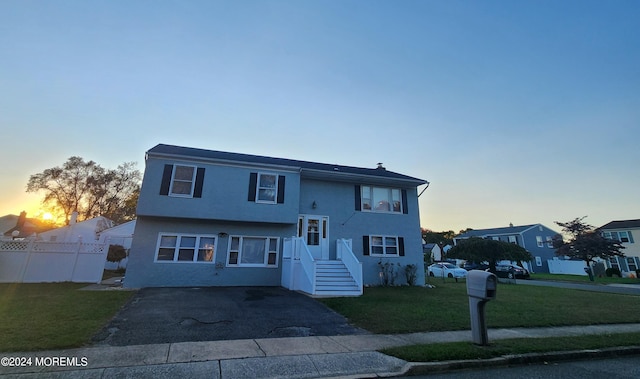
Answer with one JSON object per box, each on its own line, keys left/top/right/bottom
{"left": 599, "top": 219, "right": 640, "bottom": 275}
{"left": 123, "top": 144, "right": 428, "bottom": 295}
{"left": 453, "top": 223, "right": 561, "bottom": 273}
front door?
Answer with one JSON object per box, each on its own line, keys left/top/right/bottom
{"left": 298, "top": 215, "right": 329, "bottom": 260}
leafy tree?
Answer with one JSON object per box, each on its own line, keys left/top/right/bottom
{"left": 421, "top": 228, "right": 457, "bottom": 245}
{"left": 26, "top": 157, "right": 141, "bottom": 225}
{"left": 446, "top": 237, "right": 533, "bottom": 273}
{"left": 107, "top": 244, "right": 127, "bottom": 264}
{"left": 553, "top": 217, "right": 625, "bottom": 280}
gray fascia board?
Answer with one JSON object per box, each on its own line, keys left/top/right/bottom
{"left": 147, "top": 150, "right": 427, "bottom": 187}
{"left": 300, "top": 168, "right": 427, "bottom": 187}
{"left": 147, "top": 151, "right": 302, "bottom": 173}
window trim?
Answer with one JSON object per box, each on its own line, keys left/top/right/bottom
{"left": 603, "top": 230, "right": 634, "bottom": 243}
{"left": 546, "top": 236, "right": 553, "bottom": 248}
{"left": 535, "top": 256, "right": 542, "bottom": 266}
{"left": 154, "top": 233, "right": 217, "bottom": 263}
{"left": 255, "top": 172, "right": 279, "bottom": 204}
{"left": 360, "top": 186, "right": 404, "bottom": 214}
{"left": 627, "top": 257, "right": 637, "bottom": 272}
{"left": 169, "top": 164, "right": 197, "bottom": 198}
{"left": 619, "top": 231, "right": 630, "bottom": 243}
{"left": 368, "top": 235, "right": 400, "bottom": 257}
{"left": 226, "top": 235, "right": 280, "bottom": 268}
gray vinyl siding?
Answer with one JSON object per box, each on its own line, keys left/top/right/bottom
{"left": 136, "top": 158, "right": 300, "bottom": 224}
{"left": 124, "top": 216, "right": 295, "bottom": 288}
{"left": 299, "top": 179, "right": 425, "bottom": 286}
{"left": 125, "top": 148, "right": 426, "bottom": 288}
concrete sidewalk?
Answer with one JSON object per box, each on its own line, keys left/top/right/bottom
{"left": 2, "top": 323, "right": 639, "bottom": 378}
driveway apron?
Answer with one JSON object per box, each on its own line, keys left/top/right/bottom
{"left": 92, "top": 287, "right": 368, "bottom": 346}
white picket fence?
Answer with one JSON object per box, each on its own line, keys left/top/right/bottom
{"left": 0, "top": 240, "right": 108, "bottom": 283}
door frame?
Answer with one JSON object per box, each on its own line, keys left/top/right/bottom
{"left": 297, "top": 214, "right": 329, "bottom": 260}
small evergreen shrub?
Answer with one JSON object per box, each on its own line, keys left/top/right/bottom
{"left": 605, "top": 267, "right": 621, "bottom": 278}
{"left": 107, "top": 244, "right": 127, "bottom": 263}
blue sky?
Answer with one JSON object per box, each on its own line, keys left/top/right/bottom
{"left": 1, "top": 0, "right": 638, "bottom": 232}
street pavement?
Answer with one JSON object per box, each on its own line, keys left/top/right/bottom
{"left": 1, "top": 279, "right": 639, "bottom": 378}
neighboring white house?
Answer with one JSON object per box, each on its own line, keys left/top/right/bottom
{"left": 99, "top": 220, "right": 136, "bottom": 269}
{"left": 37, "top": 214, "right": 114, "bottom": 243}
{"left": 424, "top": 243, "right": 442, "bottom": 261}
{"left": 599, "top": 219, "right": 640, "bottom": 277}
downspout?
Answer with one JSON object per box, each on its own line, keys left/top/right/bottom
{"left": 417, "top": 181, "right": 430, "bottom": 197}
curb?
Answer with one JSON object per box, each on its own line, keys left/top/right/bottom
{"left": 402, "top": 346, "right": 640, "bottom": 376}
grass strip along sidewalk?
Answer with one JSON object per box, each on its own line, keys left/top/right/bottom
{"left": 381, "top": 332, "right": 640, "bottom": 362}
{"left": 320, "top": 282, "right": 640, "bottom": 362}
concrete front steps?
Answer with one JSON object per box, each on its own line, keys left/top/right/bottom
{"left": 314, "top": 260, "right": 362, "bottom": 297}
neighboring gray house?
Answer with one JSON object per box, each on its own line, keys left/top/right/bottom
{"left": 124, "top": 144, "right": 428, "bottom": 295}
{"left": 453, "top": 223, "right": 560, "bottom": 273}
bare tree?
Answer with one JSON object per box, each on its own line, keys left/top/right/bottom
{"left": 26, "top": 157, "right": 141, "bottom": 225}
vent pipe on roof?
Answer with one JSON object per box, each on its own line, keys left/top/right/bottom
{"left": 376, "top": 162, "right": 386, "bottom": 170}
{"left": 16, "top": 211, "right": 27, "bottom": 228}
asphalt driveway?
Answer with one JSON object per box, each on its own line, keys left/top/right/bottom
{"left": 91, "top": 287, "right": 368, "bottom": 346}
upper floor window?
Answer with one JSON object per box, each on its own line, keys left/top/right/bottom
{"left": 546, "top": 236, "right": 553, "bottom": 248}
{"left": 603, "top": 231, "right": 634, "bottom": 243}
{"left": 508, "top": 235, "right": 517, "bottom": 244}
{"left": 361, "top": 186, "right": 403, "bottom": 213}
{"left": 155, "top": 233, "right": 216, "bottom": 263}
{"left": 536, "top": 236, "right": 543, "bottom": 248}
{"left": 257, "top": 173, "right": 278, "bottom": 203}
{"left": 248, "top": 172, "right": 285, "bottom": 204}
{"left": 160, "top": 164, "right": 205, "bottom": 198}
{"left": 171, "top": 165, "right": 196, "bottom": 196}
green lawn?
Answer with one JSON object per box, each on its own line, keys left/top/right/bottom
{"left": 320, "top": 281, "right": 640, "bottom": 362}
{"left": 0, "top": 283, "right": 134, "bottom": 352}
{"left": 2, "top": 279, "right": 639, "bottom": 360}
{"left": 319, "top": 281, "right": 640, "bottom": 334}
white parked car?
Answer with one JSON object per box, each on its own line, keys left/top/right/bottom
{"left": 428, "top": 262, "right": 467, "bottom": 279}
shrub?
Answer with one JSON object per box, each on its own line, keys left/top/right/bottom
{"left": 378, "top": 261, "right": 400, "bottom": 286}
{"left": 605, "top": 267, "right": 621, "bottom": 278}
{"left": 405, "top": 264, "right": 418, "bottom": 286}
{"left": 107, "top": 244, "right": 127, "bottom": 263}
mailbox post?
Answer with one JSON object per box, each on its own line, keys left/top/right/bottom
{"left": 466, "top": 270, "right": 497, "bottom": 345}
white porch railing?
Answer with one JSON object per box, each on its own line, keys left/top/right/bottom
{"left": 282, "top": 237, "right": 316, "bottom": 294}
{"left": 336, "top": 238, "right": 363, "bottom": 292}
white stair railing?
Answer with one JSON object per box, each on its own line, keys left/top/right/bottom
{"left": 282, "top": 237, "right": 316, "bottom": 294}
{"left": 297, "top": 237, "right": 316, "bottom": 294}
{"left": 336, "top": 238, "right": 363, "bottom": 293}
